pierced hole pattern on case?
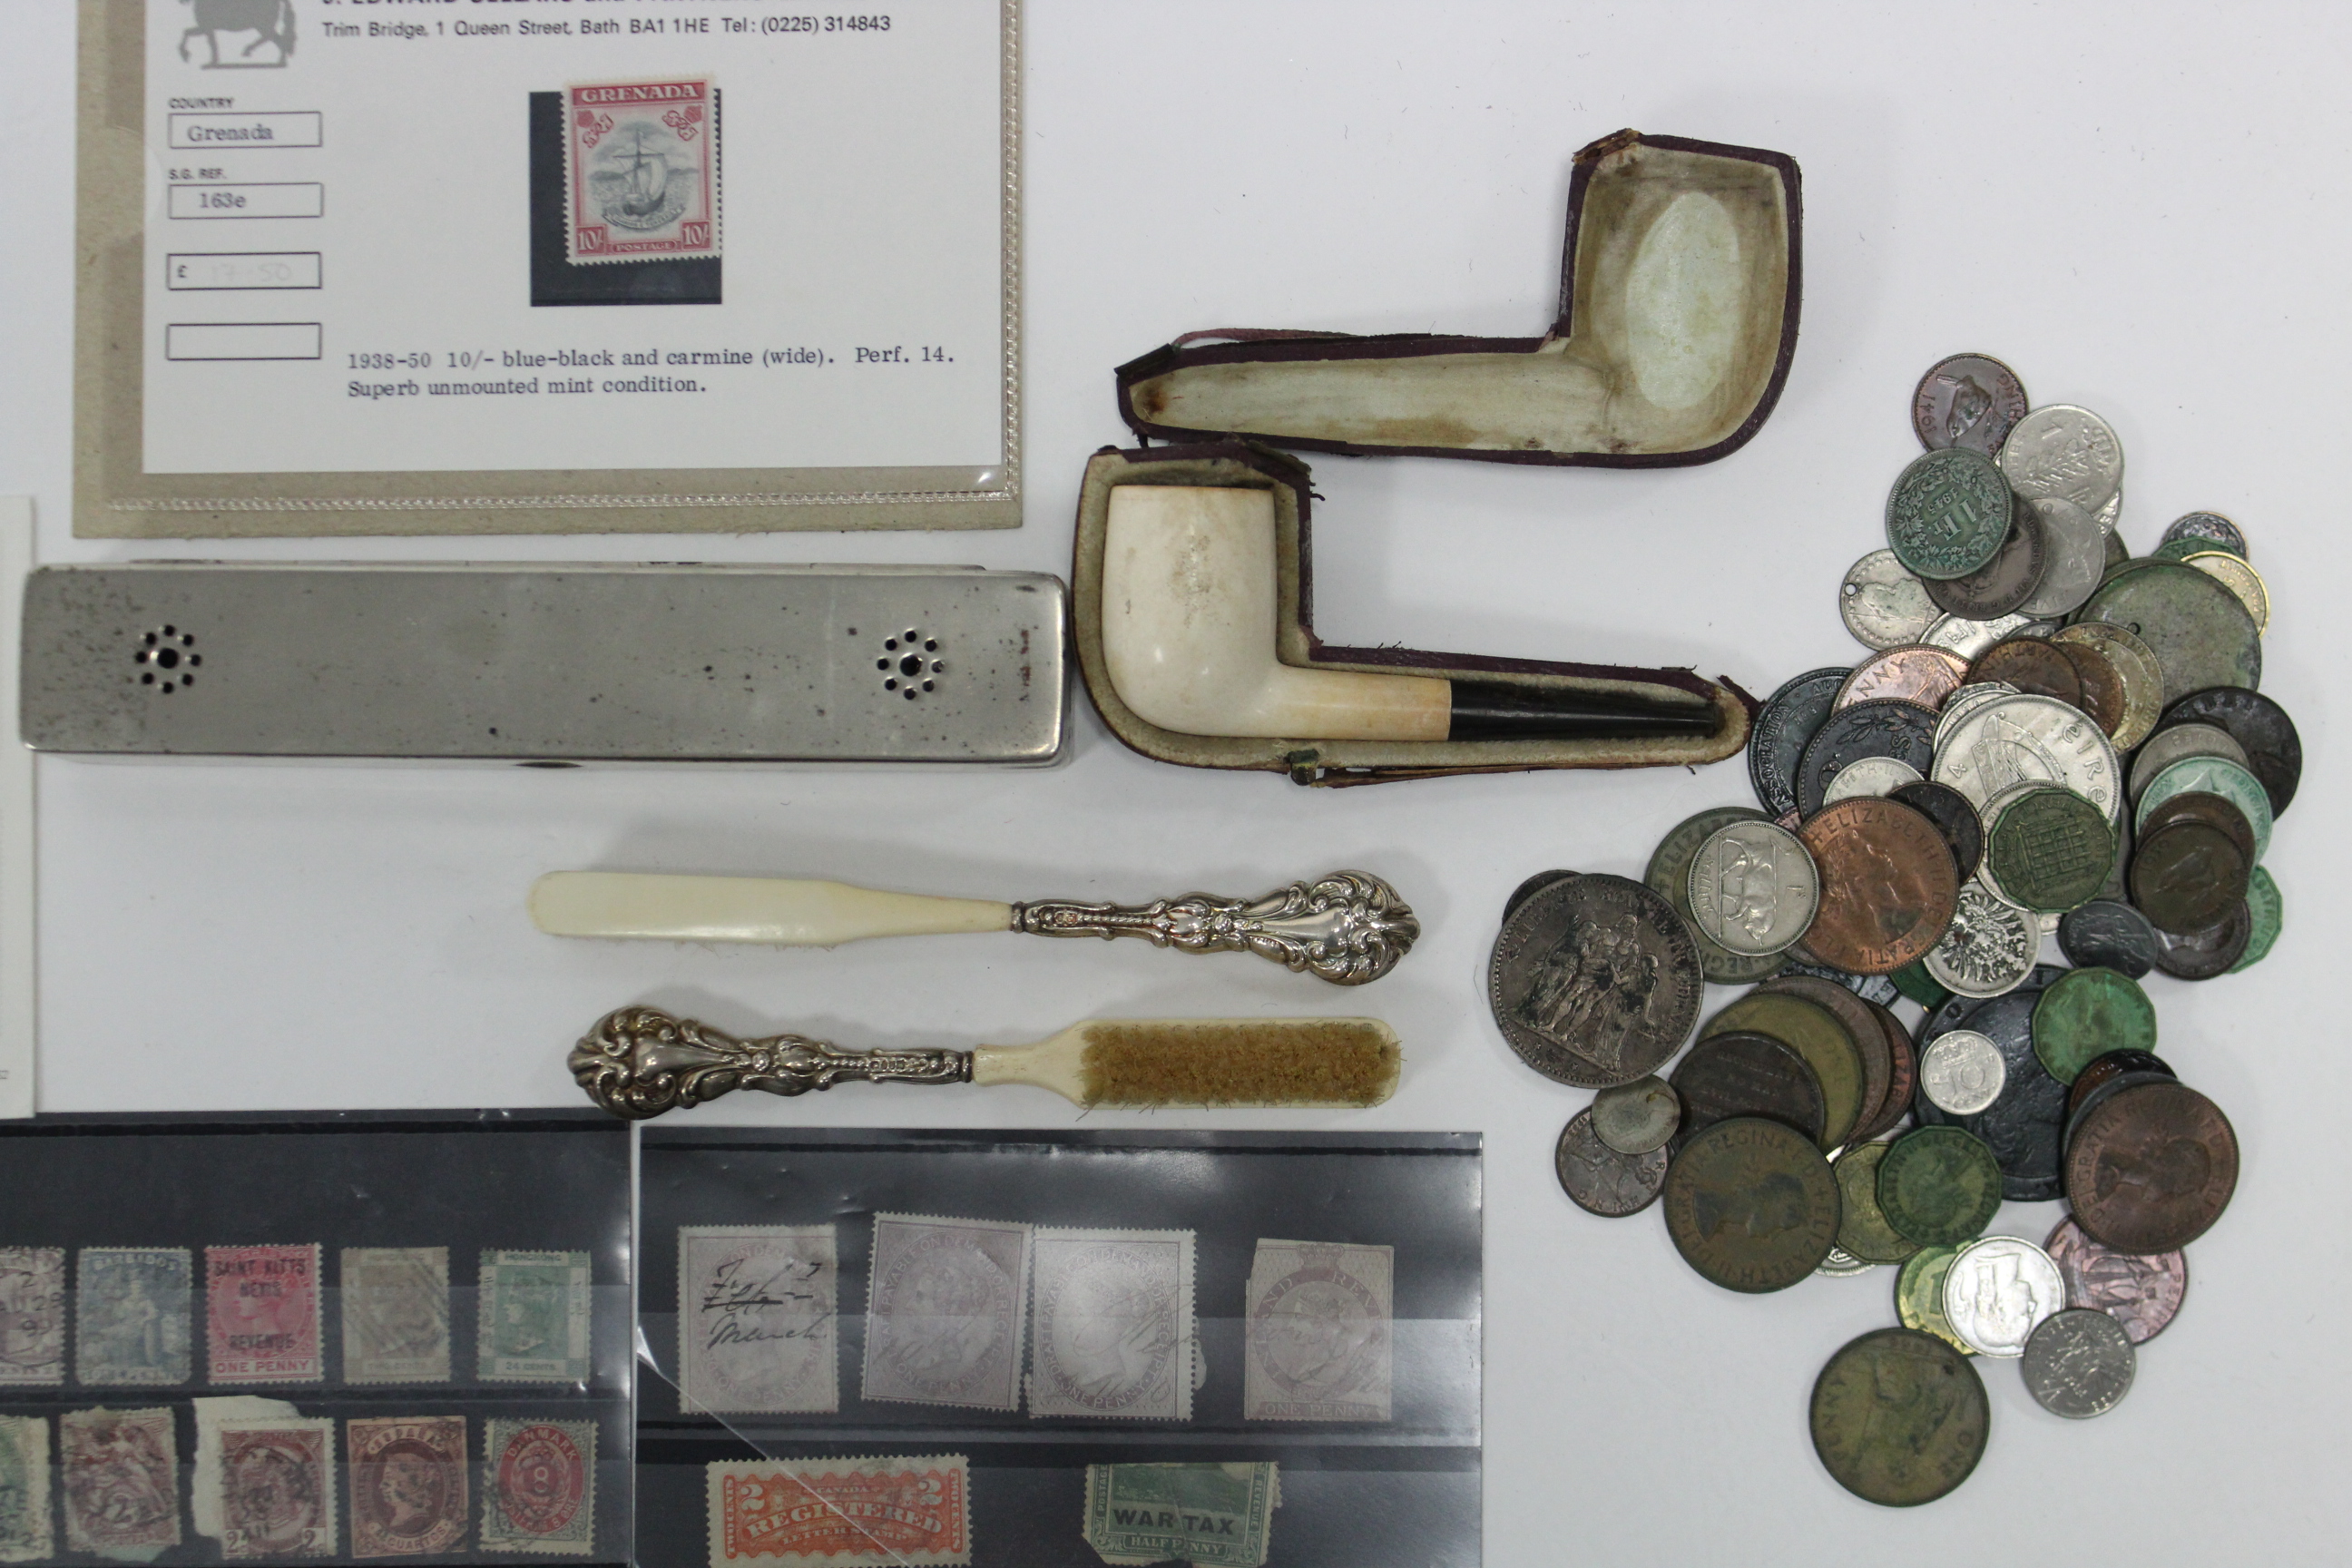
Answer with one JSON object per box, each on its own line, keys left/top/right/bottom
{"left": 132, "top": 625, "right": 202, "bottom": 695}
{"left": 868, "top": 625, "right": 946, "bottom": 700}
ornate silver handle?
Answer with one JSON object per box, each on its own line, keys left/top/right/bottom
{"left": 1008, "top": 868, "right": 1417, "bottom": 985}
{"left": 569, "top": 1005, "right": 969, "bottom": 1120}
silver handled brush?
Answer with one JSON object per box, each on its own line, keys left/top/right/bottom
{"left": 571, "top": 1005, "right": 1403, "bottom": 1120}
{"left": 532, "top": 868, "right": 1417, "bottom": 985}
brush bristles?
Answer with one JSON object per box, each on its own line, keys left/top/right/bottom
{"left": 1076, "top": 1021, "right": 1400, "bottom": 1108}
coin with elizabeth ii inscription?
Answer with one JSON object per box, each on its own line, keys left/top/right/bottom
{"left": 1661, "top": 1118, "right": 1840, "bottom": 1293}
{"left": 1797, "top": 797, "right": 1959, "bottom": 975}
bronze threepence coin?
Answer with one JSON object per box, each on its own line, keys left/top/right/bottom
{"left": 2052, "top": 639, "right": 2127, "bottom": 736}
{"left": 2159, "top": 686, "right": 2301, "bottom": 818}
{"left": 1504, "top": 868, "right": 1580, "bottom": 920}
{"left": 1967, "top": 637, "right": 2082, "bottom": 708}
{"left": 1590, "top": 1075, "right": 1680, "bottom": 1155}
{"left": 1749, "top": 668, "right": 1852, "bottom": 819}
{"left": 1912, "top": 352, "right": 2028, "bottom": 456}
{"left": 1984, "top": 786, "right": 2114, "bottom": 913}
{"left": 1670, "top": 1032, "right": 1828, "bottom": 1148}
{"left": 1895, "top": 1247, "right": 1974, "bottom": 1355}
{"left": 2149, "top": 904, "right": 2252, "bottom": 980}
{"left": 1644, "top": 807, "right": 1783, "bottom": 985}
{"left": 2161, "top": 510, "right": 2248, "bottom": 558}
{"left": 1836, "top": 644, "right": 1970, "bottom": 711}
{"left": 1877, "top": 1125, "right": 2004, "bottom": 1248}
{"left": 1999, "top": 404, "right": 2124, "bottom": 516}
{"left": 1810, "top": 1328, "right": 1989, "bottom": 1506}
{"left": 2058, "top": 899, "right": 2159, "bottom": 978}
{"left": 1555, "top": 1109, "right": 1669, "bottom": 1218}
{"left": 1840, "top": 550, "right": 1941, "bottom": 651}
{"left": 1941, "top": 1235, "right": 2064, "bottom": 1357}
{"left": 1686, "top": 820, "right": 1819, "bottom": 958}
{"left": 2140, "top": 789, "right": 2259, "bottom": 867}
{"left": 1834, "top": 1142, "right": 1921, "bottom": 1266}
{"left": 1488, "top": 874, "right": 1704, "bottom": 1089}
{"left": 1924, "top": 504, "right": 2047, "bottom": 620}
{"left": 2233, "top": 865, "right": 2282, "bottom": 971}
{"left": 2131, "top": 819, "right": 2251, "bottom": 936}
{"left": 1662, "top": 1117, "right": 1841, "bottom": 1293}
{"left": 1797, "top": 700, "right": 1940, "bottom": 818}
{"left": 2044, "top": 1215, "right": 2188, "bottom": 1344}
{"left": 1887, "top": 780, "right": 1984, "bottom": 883}
{"left": 1891, "top": 958, "right": 1952, "bottom": 1010}
{"left": 1913, "top": 985, "right": 2068, "bottom": 1201}
{"left": 1856, "top": 1001, "right": 1920, "bottom": 1143}
{"left": 2077, "top": 562, "right": 2261, "bottom": 706}
{"left": 2023, "top": 1308, "right": 2136, "bottom": 1418}
{"left": 2053, "top": 622, "right": 2164, "bottom": 750}
{"left": 1759, "top": 974, "right": 1891, "bottom": 1147}
{"left": 1919, "top": 1030, "right": 2006, "bottom": 1116}
{"left": 2032, "top": 968, "right": 2157, "bottom": 1084}
{"left": 2065, "top": 1050, "right": 2176, "bottom": 1120}
{"left": 1797, "top": 797, "right": 1961, "bottom": 976}
{"left": 2015, "top": 497, "right": 2107, "bottom": 619}
{"left": 1886, "top": 447, "right": 2015, "bottom": 581}
{"left": 2130, "top": 724, "right": 2250, "bottom": 805}
{"left": 2065, "top": 1081, "right": 2240, "bottom": 1253}
{"left": 1923, "top": 884, "right": 2037, "bottom": 999}
{"left": 1701, "top": 992, "right": 1866, "bottom": 1150}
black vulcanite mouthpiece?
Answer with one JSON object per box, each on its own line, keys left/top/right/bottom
{"left": 1446, "top": 682, "right": 1720, "bottom": 741}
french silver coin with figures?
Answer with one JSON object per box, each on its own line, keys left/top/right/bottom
{"left": 1488, "top": 874, "right": 1703, "bottom": 1089}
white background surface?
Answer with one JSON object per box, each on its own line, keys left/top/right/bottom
{"left": 4, "top": 3, "right": 2347, "bottom": 1561}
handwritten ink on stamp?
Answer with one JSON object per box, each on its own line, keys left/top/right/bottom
{"left": 0, "top": 1250, "right": 64, "bottom": 1387}
{"left": 348, "top": 1416, "right": 466, "bottom": 1559}
{"left": 679, "top": 1226, "right": 838, "bottom": 1415}
{"left": 61, "top": 1407, "right": 181, "bottom": 1558}
{"left": 565, "top": 78, "right": 720, "bottom": 266}
{"left": 707, "top": 1455, "right": 970, "bottom": 1567}
{"left": 207, "top": 1245, "right": 323, "bottom": 1384}
{"left": 0, "top": 1415, "right": 54, "bottom": 1564}
{"left": 75, "top": 1249, "right": 193, "bottom": 1387}
{"left": 485, "top": 1419, "right": 596, "bottom": 1557}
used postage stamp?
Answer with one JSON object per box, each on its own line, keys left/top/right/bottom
{"left": 0, "top": 1415, "right": 53, "bottom": 1564}
{"left": 1083, "top": 1463, "right": 1279, "bottom": 1568}
{"left": 1242, "top": 1240, "right": 1394, "bottom": 1423}
{"left": 341, "top": 1247, "right": 451, "bottom": 1385}
{"left": 479, "top": 1250, "right": 593, "bottom": 1383}
{"left": 679, "top": 1225, "right": 838, "bottom": 1415}
{"left": 861, "top": 1215, "right": 1031, "bottom": 1413}
{"left": 0, "top": 1249, "right": 64, "bottom": 1386}
{"left": 1027, "top": 1229, "right": 1195, "bottom": 1422}
{"left": 484, "top": 1418, "right": 597, "bottom": 1557}
{"left": 219, "top": 1416, "right": 336, "bottom": 1561}
{"left": 565, "top": 78, "right": 720, "bottom": 265}
{"left": 708, "top": 1455, "right": 969, "bottom": 1566}
{"left": 74, "top": 1248, "right": 192, "bottom": 1386}
{"left": 348, "top": 1415, "right": 467, "bottom": 1558}
{"left": 60, "top": 1406, "right": 181, "bottom": 1558}
{"left": 207, "top": 1245, "right": 323, "bottom": 1384}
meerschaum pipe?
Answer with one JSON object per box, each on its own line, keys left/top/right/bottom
{"left": 1101, "top": 485, "right": 1718, "bottom": 742}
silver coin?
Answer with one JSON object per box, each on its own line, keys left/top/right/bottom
{"left": 1942, "top": 1236, "right": 2065, "bottom": 1358}
{"left": 2094, "top": 490, "right": 2122, "bottom": 535}
{"left": 1918, "top": 1030, "right": 2007, "bottom": 1115}
{"left": 1922, "top": 611, "right": 2058, "bottom": 662}
{"left": 2014, "top": 497, "right": 2105, "bottom": 618}
{"left": 2128, "top": 722, "right": 2250, "bottom": 805}
{"left": 2161, "top": 510, "right": 2247, "bottom": 559}
{"left": 1820, "top": 755, "right": 1925, "bottom": 805}
{"left": 1839, "top": 549, "right": 1941, "bottom": 651}
{"left": 1923, "top": 883, "right": 2038, "bottom": 999}
{"left": 1591, "top": 1075, "right": 1680, "bottom": 1155}
{"left": 1931, "top": 693, "right": 2122, "bottom": 826}
{"left": 1554, "top": 1109, "right": 1671, "bottom": 1218}
{"left": 1815, "top": 1246, "right": 1877, "bottom": 1279}
{"left": 1686, "top": 820, "right": 1820, "bottom": 957}
{"left": 1934, "top": 682, "right": 2020, "bottom": 752}
{"left": 1999, "top": 404, "right": 2124, "bottom": 515}
{"left": 2022, "top": 1308, "right": 2137, "bottom": 1417}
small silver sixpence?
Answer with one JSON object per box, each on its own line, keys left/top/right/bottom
{"left": 1590, "top": 1075, "right": 1680, "bottom": 1155}
{"left": 2022, "top": 1308, "right": 2137, "bottom": 1418}
{"left": 1840, "top": 549, "right": 1940, "bottom": 651}
{"left": 1919, "top": 1030, "right": 2007, "bottom": 1115}
{"left": 1685, "top": 820, "right": 1819, "bottom": 957}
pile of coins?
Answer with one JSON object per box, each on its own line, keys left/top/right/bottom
{"left": 1494, "top": 352, "right": 2294, "bottom": 1506}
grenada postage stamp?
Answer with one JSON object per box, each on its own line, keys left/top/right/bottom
{"left": 707, "top": 1455, "right": 969, "bottom": 1567}
{"left": 478, "top": 1250, "right": 593, "bottom": 1384}
{"left": 75, "top": 1248, "right": 193, "bottom": 1387}
{"left": 1026, "top": 1229, "right": 1195, "bottom": 1422}
{"left": 219, "top": 1417, "right": 336, "bottom": 1561}
{"left": 0, "top": 1249, "right": 64, "bottom": 1386}
{"left": 60, "top": 1406, "right": 181, "bottom": 1558}
{"left": 206, "top": 1244, "right": 323, "bottom": 1384}
{"left": 565, "top": 79, "right": 720, "bottom": 264}
{"left": 1083, "top": 1463, "right": 1279, "bottom": 1568}
{"left": 0, "top": 1414, "right": 53, "bottom": 1563}
{"left": 1242, "top": 1240, "right": 1394, "bottom": 1423}
{"left": 861, "top": 1215, "right": 1031, "bottom": 1413}
{"left": 348, "top": 1415, "right": 467, "bottom": 1558}
{"left": 679, "top": 1225, "right": 838, "bottom": 1415}
{"left": 484, "top": 1419, "right": 597, "bottom": 1557}
{"left": 340, "top": 1247, "right": 451, "bottom": 1385}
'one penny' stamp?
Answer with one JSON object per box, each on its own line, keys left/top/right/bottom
{"left": 348, "top": 1415, "right": 467, "bottom": 1559}
{"left": 219, "top": 1416, "right": 336, "bottom": 1560}
{"left": 484, "top": 1418, "right": 597, "bottom": 1557}
{"left": 1083, "top": 1463, "right": 1279, "bottom": 1568}
{"left": 0, "top": 1249, "right": 64, "bottom": 1386}
{"left": 207, "top": 1245, "right": 323, "bottom": 1384}
{"left": 1242, "top": 1240, "right": 1394, "bottom": 1423}
{"left": 1027, "top": 1229, "right": 1195, "bottom": 1422}
{"left": 679, "top": 1225, "right": 838, "bottom": 1415}
{"left": 0, "top": 1415, "right": 54, "bottom": 1564}
{"left": 342, "top": 1247, "right": 451, "bottom": 1385}
{"left": 60, "top": 1406, "right": 181, "bottom": 1559}
{"left": 861, "top": 1215, "right": 1031, "bottom": 1413}
{"left": 479, "top": 1250, "right": 593, "bottom": 1383}
{"left": 74, "top": 1248, "right": 192, "bottom": 1387}
{"left": 708, "top": 1455, "right": 969, "bottom": 1567}
{"left": 565, "top": 78, "right": 720, "bottom": 264}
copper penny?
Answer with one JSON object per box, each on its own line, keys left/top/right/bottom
{"left": 2139, "top": 789, "right": 2258, "bottom": 866}
{"left": 1924, "top": 505, "right": 2049, "bottom": 620}
{"left": 2053, "top": 639, "right": 2127, "bottom": 736}
{"left": 2065, "top": 1049, "right": 2175, "bottom": 1120}
{"left": 1856, "top": 999, "right": 1919, "bottom": 1143}
{"left": 1797, "top": 798, "right": 1962, "bottom": 975}
{"left": 1967, "top": 638, "right": 2082, "bottom": 707}
{"left": 1669, "top": 1032, "right": 1828, "bottom": 1151}
{"left": 2064, "top": 1081, "right": 2239, "bottom": 1253}
{"left": 2130, "top": 820, "right": 2250, "bottom": 935}
{"left": 1760, "top": 973, "right": 1890, "bottom": 1148}
{"left": 1835, "top": 645, "right": 1970, "bottom": 713}
{"left": 2043, "top": 1216, "right": 2188, "bottom": 1345}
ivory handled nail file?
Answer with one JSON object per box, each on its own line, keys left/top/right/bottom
{"left": 529, "top": 867, "right": 1418, "bottom": 985}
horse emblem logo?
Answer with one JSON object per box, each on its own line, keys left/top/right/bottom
{"left": 179, "top": 0, "right": 297, "bottom": 68}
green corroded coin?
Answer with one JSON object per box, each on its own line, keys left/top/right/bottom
{"left": 1834, "top": 1142, "right": 1921, "bottom": 1265}
{"left": 1701, "top": 992, "right": 1866, "bottom": 1151}
{"left": 1810, "top": 1327, "right": 1990, "bottom": 1506}
{"left": 1878, "top": 1125, "right": 2004, "bottom": 1247}
{"left": 2033, "top": 966, "right": 2157, "bottom": 1083}
{"left": 2230, "top": 866, "right": 2282, "bottom": 972}
{"left": 2153, "top": 536, "right": 2217, "bottom": 563}
{"left": 1895, "top": 1246, "right": 1974, "bottom": 1355}
{"left": 1984, "top": 787, "right": 2116, "bottom": 913}
{"left": 2076, "top": 561, "right": 2261, "bottom": 707}
{"left": 1645, "top": 806, "right": 1785, "bottom": 985}
{"left": 2136, "top": 754, "right": 2273, "bottom": 863}
{"left": 1891, "top": 959, "right": 1952, "bottom": 1010}
{"left": 1886, "top": 448, "right": 2015, "bottom": 581}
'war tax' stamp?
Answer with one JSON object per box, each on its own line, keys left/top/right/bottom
{"left": 61, "top": 1406, "right": 181, "bottom": 1559}
{"left": 861, "top": 1215, "right": 1031, "bottom": 1413}
{"left": 1242, "top": 1240, "right": 1394, "bottom": 1423}
{"left": 348, "top": 1415, "right": 467, "bottom": 1558}
{"left": 479, "top": 1250, "right": 593, "bottom": 1383}
{"left": 565, "top": 78, "right": 720, "bottom": 264}
{"left": 0, "top": 1250, "right": 64, "bottom": 1387}
{"left": 0, "top": 1415, "right": 53, "bottom": 1564}
{"left": 219, "top": 1416, "right": 336, "bottom": 1561}
{"left": 74, "top": 1248, "right": 192, "bottom": 1387}
{"left": 1027, "top": 1229, "right": 1195, "bottom": 1422}
{"left": 341, "top": 1247, "right": 451, "bottom": 1385}
{"left": 708, "top": 1455, "right": 969, "bottom": 1566}
{"left": 1083, "top": 1463, "right": 1279, "bottom": 1568}
{"left": 484, "top": 1418, "right": 596, "bottom": 1557}
{"left": 207, "top": 1245, "right": 323, "bottom": 1384}
{"left": 679, "top": 1225, "right": 838, "bottom": 1415}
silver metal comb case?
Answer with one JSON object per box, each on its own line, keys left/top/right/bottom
{"left": 19, "top": 563, "right": 1065, "bottom": 764}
